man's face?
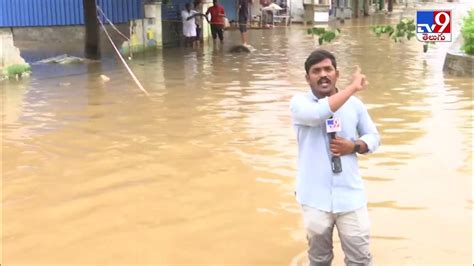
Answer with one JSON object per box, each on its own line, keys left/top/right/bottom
{"left": 305, "top": 58, "right": 339, "bottom": 98}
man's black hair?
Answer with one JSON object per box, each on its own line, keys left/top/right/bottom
{"left": 304, "top": 49, "right": 337, "bottom": 74}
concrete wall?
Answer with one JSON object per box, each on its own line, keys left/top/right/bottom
{"left": 443, "top": 36, "right": 474, "bottom": 76}
{"left": 0, "top": 28, "right": 27, "bottom": 73}
{"left": 291, "top": 0, "right": 333, "bottom": 23}
{"left": 6, "top": 24, "right": 135, "bottom": 62}
{"left": 122, "top": 3, "right": 164, "bottom": 53}
{"left": 11, "top": 24, "right": 130, "bottom": 44}
{"left": 291, "top": 0, "right": 305, "bottom": 22}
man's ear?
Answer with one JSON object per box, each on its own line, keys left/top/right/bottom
{"left": 336, "top": 69, "right": 340, "bottom": 79}
{"left": 305, "top": 73, "right": 310, "bottom": 83}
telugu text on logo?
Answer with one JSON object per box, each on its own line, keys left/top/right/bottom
{"left": 416, "top": 10, "right": 452, "bottom": 42}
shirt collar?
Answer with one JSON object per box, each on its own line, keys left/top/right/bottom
{"left": 307, "top": 88, "right": 339, "bottom": 102}
{"left": 308, "top": 90, "right": 319, "bottom": 101}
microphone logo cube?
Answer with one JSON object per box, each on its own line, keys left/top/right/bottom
{"left": 416, "top": 10, "right": 452, "bottom": 42}
{"left": 326, "top": 118, "right": 342, "bottom": 133}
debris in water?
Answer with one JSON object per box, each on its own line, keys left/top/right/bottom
{"left": 100, "top": 75, "right": 111, "bottom": 82}
{"left": 35, "top": 54, "right": 86, "bottom": 64}
{"left": 229, "top": 44, "right": 256, "bottom": 53}
{"left": 59, "top": 82, "right": 71, "bottom": 87}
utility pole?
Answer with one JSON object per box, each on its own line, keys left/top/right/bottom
{"left": 83, "top": 0, "right": 100, "bottom": 60}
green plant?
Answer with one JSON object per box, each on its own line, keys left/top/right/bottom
{"left": 372, "top": 18, "right": 416, "bottom": 42}
{"left": 460, "top": 10, "right": 474, "bottom": 55}
{"left": 372, "top": 18, "right": 434, "bottom": 53}
{"left": 307, "top": 27, "right": 341, "bottom": 45}
{"left": 4, "top": 64, "right": 31, "bottom": 79}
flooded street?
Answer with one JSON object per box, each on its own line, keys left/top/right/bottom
{"left": 2, "top": 2, "right": 472, "bottom": 265}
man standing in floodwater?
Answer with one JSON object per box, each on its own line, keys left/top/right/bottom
{"left": 290, "top": 49, "right": 380, "bottom": 266}
{"left": 238, "top": 0, "right": 251, "bottom": 46}
{"left": 205, "top": 0, "right": 226, "bottom": 44}
{"left": 181, "top": 3, "right": 198, "bottom": 48}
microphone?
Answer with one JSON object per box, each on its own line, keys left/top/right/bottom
{"left": 326, "top": 117, "right": 342, "bottom": 173}
{"left": 329, "top": 132, "right": 342, "bottom": 173}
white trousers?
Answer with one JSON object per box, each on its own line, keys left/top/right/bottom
{"left": 301, "top": 205, "right": 372, "bottom": 266}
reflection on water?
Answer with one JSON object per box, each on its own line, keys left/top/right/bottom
{"left": 2, "top": 2, "right": 472, "bottom": 265}
{"left": 368, "top": 201, "right": 426, "bottom": 211}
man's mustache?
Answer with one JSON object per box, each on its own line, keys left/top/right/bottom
{"left": 318, "top": 77, "right": 331, "bottom": 84}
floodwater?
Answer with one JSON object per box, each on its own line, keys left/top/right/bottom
{"left": 2, "top": 2, "right": 472, "bottom": 266}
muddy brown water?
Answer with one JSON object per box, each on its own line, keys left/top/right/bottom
{"left": 2, "top": 2, "right": 472, "bottom": 265}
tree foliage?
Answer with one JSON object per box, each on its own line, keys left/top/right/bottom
{"left": 372, "top": 18, "right": 433, "bottom": 53}
{"left": 460, "top": 10, "right": 474, "bottom": 55}
{"left": 372, "top": 18, "right": 416, "bottom": 43}
{"left": 307, "top": 27, "right": 341, "bottom": 45}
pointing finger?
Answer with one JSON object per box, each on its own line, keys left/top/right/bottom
{"left": 354, "top": 65, "right": 361, "bottom": 74}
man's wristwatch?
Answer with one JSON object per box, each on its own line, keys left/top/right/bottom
{"left": 353, "top": 142, "right": 361, "bottom": 154}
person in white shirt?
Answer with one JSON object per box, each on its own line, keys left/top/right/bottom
{"left": 181, "top": 3, "right": 199, "bottom": 48}
{"left": 290, "top": 49, "right": 380, "bottom": 266}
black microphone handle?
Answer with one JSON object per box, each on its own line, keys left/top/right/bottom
{"left": 329, "top": 132, "right": 342, "bottom": 173}
{"left": 331, "top": 156, "right": 342, "bottom": 173}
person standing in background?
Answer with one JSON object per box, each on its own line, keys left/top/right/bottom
{"left": 182, "top": 3, "right": 198, "bottom": 48}
{"left": 238, "top": 0, "right": 251, "bottom": 46}
{"left": 205, "top": 0, "right": 226, "bottom": 44}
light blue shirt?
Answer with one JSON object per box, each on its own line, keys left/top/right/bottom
{"left": 290, "top": 91, "right": 380, "bottom": 213}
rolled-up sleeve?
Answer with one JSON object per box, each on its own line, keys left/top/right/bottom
{"left": 290, "top": 94, "right": 334, "bottom": 127}
{"left": 357, "top": 104, "right": 380, "bottom": 153}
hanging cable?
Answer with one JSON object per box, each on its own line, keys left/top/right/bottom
{"left": 96, "top": 6, "right": 130, "bottom": 42}
{"left": 96, "top": 7, "right": 150, "bottom": 96}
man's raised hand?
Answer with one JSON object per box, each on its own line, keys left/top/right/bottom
{"left": 350, "top": 65, "right": 368, "bottom": 92}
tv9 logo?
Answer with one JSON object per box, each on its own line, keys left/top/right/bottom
{"left": 416, "top": 10, "right": 452, "bottom": 42}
